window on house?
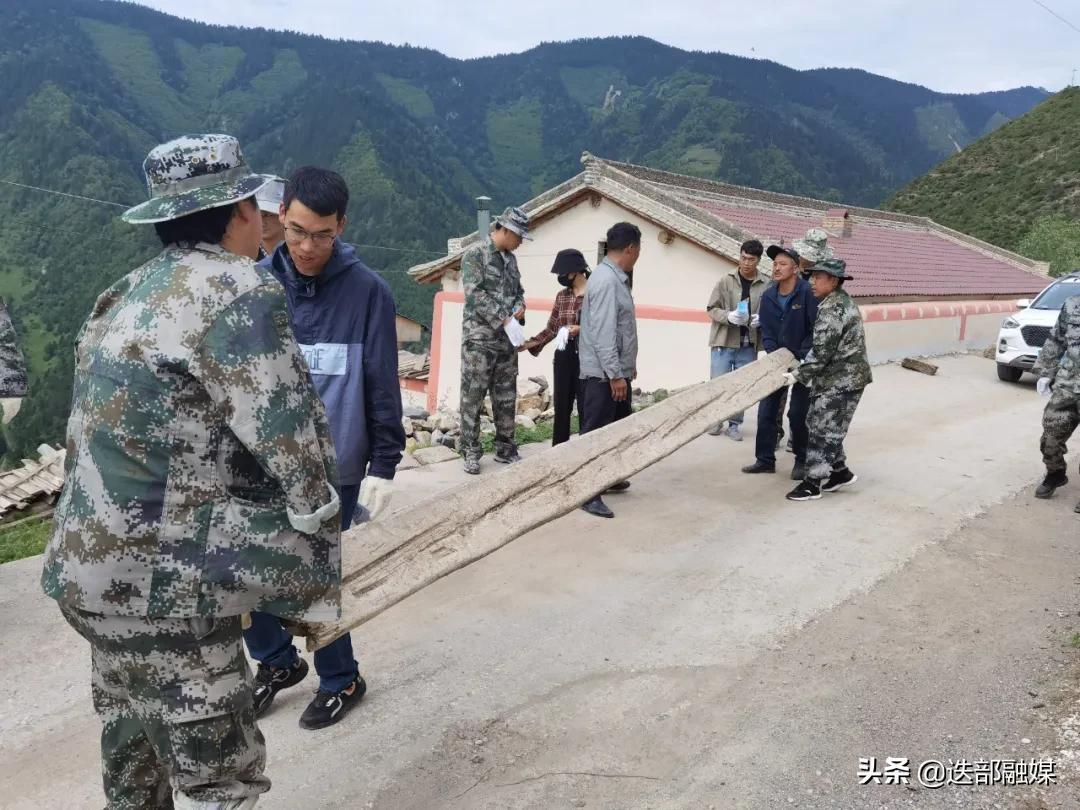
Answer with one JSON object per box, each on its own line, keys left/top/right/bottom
{"left": 597, "top": 241, "right": 607, "bottom": 265}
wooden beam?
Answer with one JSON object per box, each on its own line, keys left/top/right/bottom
{"left": 901, "top": 358, "right": 938, "bottom": 376}
{"left": 297, "top": 350, "right": 794, "bottom": 650}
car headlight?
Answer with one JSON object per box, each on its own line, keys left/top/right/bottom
{"left": 1002, "top": 317, "right": 1020, "bottom": 329}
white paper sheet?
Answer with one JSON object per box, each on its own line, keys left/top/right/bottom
{"left": 504, "top": 317, "right": 526, "bottom": 347}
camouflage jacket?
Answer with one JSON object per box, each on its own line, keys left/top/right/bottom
{"left": 0, "top": 299, "right": 27, "bottom": 398}
{"left": 792, "top": 288, "right": 872, "bottom": 392}
{"left": 41, "top": 244, "right": 342, "bottom": 621}
{"left": 461, "top": 238, "right": 525, "bottom": 349}
{"left": 1034, "top": 296, "right": 1080, "bottom": 396}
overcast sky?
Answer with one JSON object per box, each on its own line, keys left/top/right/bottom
{"left": 134, "top": 0, "right": 1077, "bottom": 93}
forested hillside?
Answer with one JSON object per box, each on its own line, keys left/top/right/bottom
{"left": 0, "top": 0, "right": 1047, "bottom": 459}
{"left": 888, "top": 87, "right": 1080, "bottom": 276}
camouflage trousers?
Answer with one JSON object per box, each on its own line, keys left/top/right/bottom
{"left": 459, "top": 341, "right": 518, "bottom": 460}
{"left": 1041, "top": 389, "right": 1080, "bottom": 475}
{"left": 59, "top": 605, "right": 268, "bottom": 810}
{"left": 805, "top": 387, "right": 864, "bottom": 480}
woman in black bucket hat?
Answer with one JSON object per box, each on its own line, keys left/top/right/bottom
{"left": 524, "top": 249, "right": 591, "bottom": 446}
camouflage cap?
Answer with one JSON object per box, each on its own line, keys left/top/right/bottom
{"left": 494, "top": 206, "right": 532, "bottom": 240}
{"left": 812, "top": 257, "right": 853, "bottom": 280}
{"left": 792, "top": 227, "right": 835, "bottom": 264}
{"left": 122, "top": 134, "right": 273, "bottom": 224}
{"left": 255, "top": 176, "right": 286, "bottom": 214}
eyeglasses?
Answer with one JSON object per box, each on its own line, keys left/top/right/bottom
{"left": 283, "top": 225, "right": 336, "bottom": 248}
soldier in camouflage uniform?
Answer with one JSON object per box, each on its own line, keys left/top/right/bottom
{"left": 786, "top": 258, "right": 872, "bottom": 501}
{"left": 0, "top": 298, "right": 28, "bottom": 424}
{"left": 40, "top": 135, "right": 342, "bottom": 809}
{"left": 458, "top": 206, "right": 528, "bottom": 475}
{"left": 1032, "top": 295, "right": 1080, "bottom": 508}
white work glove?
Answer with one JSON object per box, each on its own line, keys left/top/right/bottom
{"left": 726, "top": 310, "right": 749, "bottom": 326}
{"left": 781, "top": 372, "right": 796, "bottom": 386}
{"left": 750, "top": 314, "right": 760, "bottom": 329}
{"left": 554, "top": 325, "right": 570, "bottom": 352}
{"left": 0, "top": 397, "right": 22, "bottom": 425}
{"left": 359, "top": 476, "right": 394, "bottom": 519}
{"left": 757, "top": 350, "right": 768, "bottom": 361}
{"left": 1037, "top": 377, "right": 1052, "bottom": 397}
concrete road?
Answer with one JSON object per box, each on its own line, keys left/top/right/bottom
{"left": 3, "top": 354, "right": 1079, "bottom": 809}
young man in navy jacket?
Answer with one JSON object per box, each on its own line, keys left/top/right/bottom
{"left": 245, "top": 167, "right": 406, "bottom": 730}
{"left": 742, "top": 245, "right": 819, "bottom": 480}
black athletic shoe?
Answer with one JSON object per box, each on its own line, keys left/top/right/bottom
{"left": 822, "top": 468, "right": 857, "bottom": 492}
{"left": 494, "top": 451, "right": 523, "bottom": 464}
{"left": 581, "top": 497, "right": 615, "bottom": 518}
{"left": 790, "top": 463, "right": 806, "bottom": 481}
{"left": 741, "top": 461, "right": 776, "bottom": 474}
{"left": 252, "top": 658, "right": 309, "bottom": 717}
{"left": 299, "top": 675, "right": 367, "bottom": 730}
{"left": 1035, "top": 471, "right": 1068, "bottom": 499}
{"left": 786, "top": 479, "right": 822, "bottom": 501}
{"left": 606, "top": 480, "right": 631, "bottom": 493}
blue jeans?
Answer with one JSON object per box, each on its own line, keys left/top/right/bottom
{"left": 244, "top": 484, "right": 362, "bottom": 693}
{"left": 710, "top": 346, "right": 757, "bottom": 424}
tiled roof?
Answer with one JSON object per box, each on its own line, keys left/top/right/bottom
{"left": 686, "top": 199, "right": 1047, "bottom": 298}
{"left": 409, "top": 153, "right": 1048, "bottom": 299}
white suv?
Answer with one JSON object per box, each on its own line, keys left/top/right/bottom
{"left": 996, "top": 273, "right": 1080, "bottom": 382}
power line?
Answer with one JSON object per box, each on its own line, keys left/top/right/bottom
{"left": 0, "top": 178, "right": 130, "bottom": 208}
{"left": 1030, "top": 0, "right": 1080, "bottom": 34}
{"left": 0, "top": 179, "right": 447, "bottom": 260}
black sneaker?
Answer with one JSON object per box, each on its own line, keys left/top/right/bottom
{"left": 1035, "top": 471, "right": 1067, "bottom": 499}
{"left": 790, "top": 463, "right": 806, "bottom": 481}
{"left": 494, "top": 451, "right": 522, "bottom": 464}
{"left": 299, "top": 675, "right": 367, "bottom": 730}
{"left": 252, "top": 658, "right": 309, "bottom": 717}
{"left": 605, "top": 480, "right": 631, "bottom": 493}
{"left": 822, "top": 468, "right": 857, "bottom": 492}
{"left": 786, "top": 479, "right": 822, "bottom": 501}
{"left": 741, "top": 461, "right": 776, "bottom": 474}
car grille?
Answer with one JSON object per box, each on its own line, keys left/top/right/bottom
{"left": 1022, "top": 325, "right": 1052, "bottom": 348}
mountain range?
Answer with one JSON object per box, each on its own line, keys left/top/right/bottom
{"left": 0, "top": 0, "right": 1050, "bottom": 459}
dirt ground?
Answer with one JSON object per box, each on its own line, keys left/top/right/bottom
{"left": 2, "top": 354, "right": 1079, "bottom": 809}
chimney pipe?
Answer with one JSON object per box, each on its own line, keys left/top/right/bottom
{"left": 476, "top": 196, "right": 492, "bottom": 239}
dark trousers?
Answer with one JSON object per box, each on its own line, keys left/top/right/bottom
{"left": 755, "top": 382, "right": 810, "bottom": 466}
{"left": 552, "top": 344, "right": 580, "bottom": 446}
{"left": 579, "top": 376, "right": 633, "bottom": 435}
{"left": 244, "top": 483, "right": 361, "bottom": 693}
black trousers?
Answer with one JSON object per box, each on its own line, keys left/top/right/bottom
{"left": 755, "top": 382, "right": 810, "bottom": 466}
{"left": 579, "top": 377, "right": 633, "bottom": 435}
{"left": 551, "top": 344, "right": 581, "bottom": 446}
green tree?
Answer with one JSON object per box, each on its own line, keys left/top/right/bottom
{"left": 1018, "top": 217, "right": 1080, "bottom": 277}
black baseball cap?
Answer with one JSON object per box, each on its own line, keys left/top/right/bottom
{"left": 766, "top": 244, "right": 801, "bottom": 264}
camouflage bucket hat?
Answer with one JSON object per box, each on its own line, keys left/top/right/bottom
{"left": 122, "top": 134, "right": 273, "bottom": 224}
{"left": 812, "top": 258, "right": 853, "bottom": 280}
{"left": 495, "top": 206, "right": 532, "bottom": 240}
{"left": 792, "top": 227, "right": 835, "bottom": 263}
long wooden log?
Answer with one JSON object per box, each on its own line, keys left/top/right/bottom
{"left": 298, "top": 349, "right": 794, "bottom": 650}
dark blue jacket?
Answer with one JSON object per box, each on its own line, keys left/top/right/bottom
{"left": 760, "top": 277, "right": 819, "bottom": 360}
{"left": 262, "top": 241, "right": 405, "bottom": 485}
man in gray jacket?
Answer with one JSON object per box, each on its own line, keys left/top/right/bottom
{"left": 578, "top": 222, "right": 641, "bottom": 519}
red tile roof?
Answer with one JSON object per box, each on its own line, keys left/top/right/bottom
{"left": 686, "top": 198, "right": 1046, "bottom": 299}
